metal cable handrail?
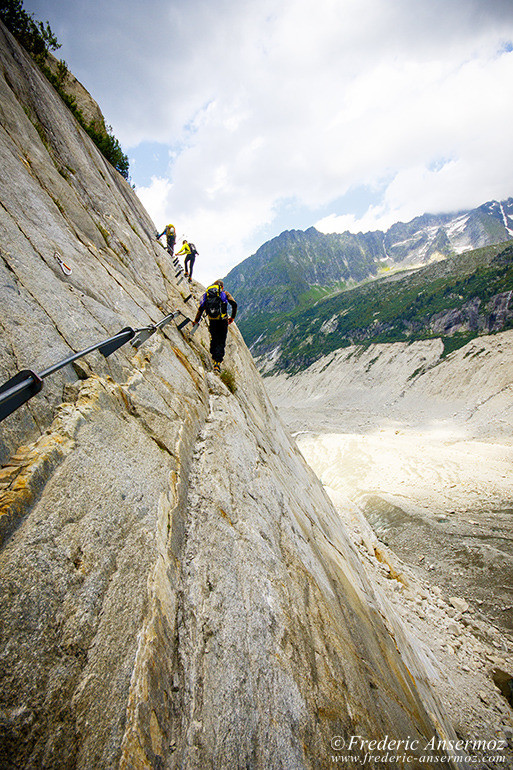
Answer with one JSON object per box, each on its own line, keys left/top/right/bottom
{"left": 0, "top": 309, "right": 192, "bottom": 423}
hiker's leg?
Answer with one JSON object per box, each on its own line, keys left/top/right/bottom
{"left": 209, "top": 320, "right": 228, "bottom": 363}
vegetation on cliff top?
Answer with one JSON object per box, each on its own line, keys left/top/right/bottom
{"left": 0, "top": 0, "right": 58, "bottom": 60}
{"left": 0, "top": 0, "right": 129, "bottom": 179}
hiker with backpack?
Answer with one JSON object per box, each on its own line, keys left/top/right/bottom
{"left": 176, "top": 239, "right": 198, "bottom": 282}
{"left": 191, "top": 280, "right": 237, "bottom": 374}
{"left": 157, "top": 223, "right": 176, "bottom": 255}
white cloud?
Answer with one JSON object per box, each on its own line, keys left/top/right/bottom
{"left": 316, "top": 44, "right": 513, "bottom": 234}
{"left": 25, "top": 0, "right": 513, "bottom": 275}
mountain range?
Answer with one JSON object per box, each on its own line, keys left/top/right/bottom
{"left": 224, "top": 199, "right": 513, "bottom": 372}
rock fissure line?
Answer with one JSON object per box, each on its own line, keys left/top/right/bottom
{"left": 118, "top": 368, "right": 211, "bottom": 767}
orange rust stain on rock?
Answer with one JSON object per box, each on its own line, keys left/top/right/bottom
{"left": 374, "top": 547, "right": 408, "bottom": 586}
{"left": 218, "top": 508, "right": 233, "bottom": 526}
{"left": 0, "top": 434, "right": 71, "bottom": 544}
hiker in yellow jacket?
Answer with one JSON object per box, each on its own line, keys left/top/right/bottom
{"left": 157, "top": 224, "right": 176, "bottom": 255}
{"left": 176, "top": 239, "right": 198, "bottom": 282}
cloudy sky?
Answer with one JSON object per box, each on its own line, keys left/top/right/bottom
{"left": 24, "top": 0, "right": 513, "bottom": 285}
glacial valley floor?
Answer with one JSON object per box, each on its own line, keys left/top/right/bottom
{"left": 264, "top": 340, "right": 513, "bottom": 767}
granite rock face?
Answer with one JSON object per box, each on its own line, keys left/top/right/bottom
{"left": 0, "top": 23, "right": 461, "bottom": 768}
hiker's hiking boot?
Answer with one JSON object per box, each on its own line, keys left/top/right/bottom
{"left": 213, "top": 362, "right": 221, "bottom": 375}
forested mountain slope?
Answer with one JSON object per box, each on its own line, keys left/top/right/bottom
{"left": 248, "top": 241, "right": 513, "bottom": 374}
